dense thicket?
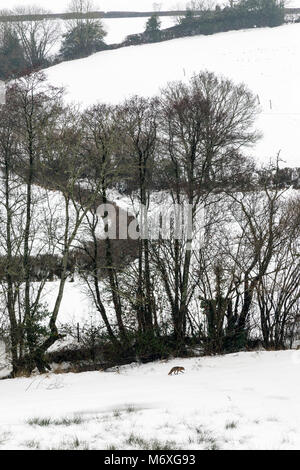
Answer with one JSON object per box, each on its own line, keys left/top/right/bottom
{"left": 126, "top": 0, "right": 285, "bottom": 45}
{"left": 179, "top": 0, "right": 285, "bottom": 30}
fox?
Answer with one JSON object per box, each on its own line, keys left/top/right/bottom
{"left": 168, "top": 366, "right": 185, "bottom": 376}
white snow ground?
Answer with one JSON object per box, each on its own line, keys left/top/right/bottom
{"left": 0, "top": 350, "right": 300, "bottom": 450}
{"left": 45, "top": 23, "right": 300, "bottom": 167}
{"left": 103, "top": 16, "right": 176, "bottom": 44}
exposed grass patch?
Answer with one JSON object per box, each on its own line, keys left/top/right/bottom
{"left": 27, "top": 415, "right": 85, "bottom": 427}
{"left": 23, "top": 439, "right": 40, "bottom": 449}
{"left": 225, "top": 420, "right": 238, "bottom": 430}
{"left": 125, "top": 404, "right": 137, "bottom": 413}
{"left": 113, "top": 409, "right": 122, "bottom": 419}
{"left": 195, "top": 426, "right": 219, "bottom": 449}
{"left": 112, "top": 404, "right": 138, "bottom": 417}
{"left": 150, "top": 439, "right": 178, "bottom": 450}
{"left": 125, "top": 433, "right": 147, "bottom": 448}
{"left": 52, "top": 416, "right": 84, "bottom": 426}
{"left": 51, "top": 436, "right": 90, "bottom": 450}
{"left": 207, "top": 441, "right": 220, "bottom": 450}
{"left": 0, "top": 431, "right": 10, "bottom": 446}
{"left": 71, "top": 436, "right": 89, "bottom": 449}
{"left": 124, "top": 433, "right": 177, "bottom": 450}
{"left": 27, "top": 417, "right": 52, "bottom": 427}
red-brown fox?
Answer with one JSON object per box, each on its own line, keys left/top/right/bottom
{"left": 168, "top": 366, "right": 185, "bottom": 375}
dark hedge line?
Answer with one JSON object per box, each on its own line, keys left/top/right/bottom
{"left": 125, "top": 0, "right": 285, "bottom": 46}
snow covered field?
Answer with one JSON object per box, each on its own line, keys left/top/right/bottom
{"left": 46, "top": 23, "right": 300, "bottom": 167}
{"left": 0, "top": 350, "right": 300, "bottom": 450}
{"left": 103, "top": 16, "right": 175, "bottom": 44}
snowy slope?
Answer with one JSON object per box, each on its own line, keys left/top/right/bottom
{"left": 0, "top": 350, "right": 300, "bottom": 450}
{"left": 103, "top": 16, "right": 175, "bottom": 44}
{"left": 46, "top": 23, "right": 300, "bottom": 167}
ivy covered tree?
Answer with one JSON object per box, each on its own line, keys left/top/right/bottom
{"left": 59, "top": 21, "right": 107, "bottom": 61}
{"left": 145, "top": 14, "right": 162, "bottom": 42}
{"left": 183, "top": 8, "right": 195, "bottom": 22}
{"left": 0, "top": 27, "right": 27, "bottom": 80}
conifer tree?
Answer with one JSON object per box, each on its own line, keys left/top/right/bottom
{"left": 145, "top": 14, "right": 162, "bottom": 42}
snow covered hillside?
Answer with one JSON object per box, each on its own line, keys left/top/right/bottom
{"left": 103, "top": 16, "right": 175, "bottom": 44}
{"left": 45, "top": 23, "right": 300, "bottom": 167}
{"left": 0, "top": 350, "right": 300, "bottom": 450}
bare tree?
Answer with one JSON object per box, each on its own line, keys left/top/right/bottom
{"left": 0, "top": 73, "right": 64, "bottom": 374}
{"left": 154, "top": 71, "right": 260, "bottom": 345}
{"left": 0, "top": 86, "right": 22, "bottom": 373}
{"left": 0, "top": 73, "right": 106, "bottom": 374}
{"left": 217, "top": 165, "right": 293, "bottom": 348}
{"left": 115, "top": 97, "right": 159, "bottom": 336}
{"left": 78, "top": 103, "right": 130, "bottom": 346}
{"left": 66, "top": 0, "right": 100, "bottom": 27}
{"left": 256, "top": 195, "right": 300, "bottom": 349}
{"left": 12, "top": 6, "right": 60, "bottom": 69}
{"left": 186, "top": 0, "right": 215, "bottom": 12}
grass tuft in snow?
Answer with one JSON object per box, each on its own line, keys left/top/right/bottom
{"left": 225, "top": 420, "right": 238, "bottom": 430}
{"left": 195, "top": 426, "right": 219, "bottom": 449}
{"left": 112, "top": 405, "right": 138, "bottom": 418}
{"left": 107, "top": 444, "right": 118, "bottom": 450}
{"left": 52, "top": 436, "right": 90, "bottom": 450}
{"left": 52, "top": 416, "right": 85, "bottom": 426}
{"left": 124, "top": 433, "right": 177, "bottom": 450}
{"left": 69, "top": 436, "right": 89, "bottom": 450}
{"left": 23, "top": 439, "right": 40, "bottom": 449}
{"left": 125, "top": 404, "right": 137, "bottom": 413}
{"left": 27, "top": 415, "right": 85, "bottom": 427}
{"left": 113, "top": 409, "right": 122, "bottom": 419}
{"left": 207, "top": 442, "right": 220, "bottom": 450}
{"left": 0, "top": 431, "right": 10, "bottom": 446}
{"left": 150, "top": 439, "right": 179, "bottom": 450}
{"left": 27, "top": 417, "right": 52, "bottom": 427}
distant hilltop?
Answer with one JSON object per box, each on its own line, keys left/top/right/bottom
{"left": 0, "top": 8, "right": 298, "bottom": 22}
